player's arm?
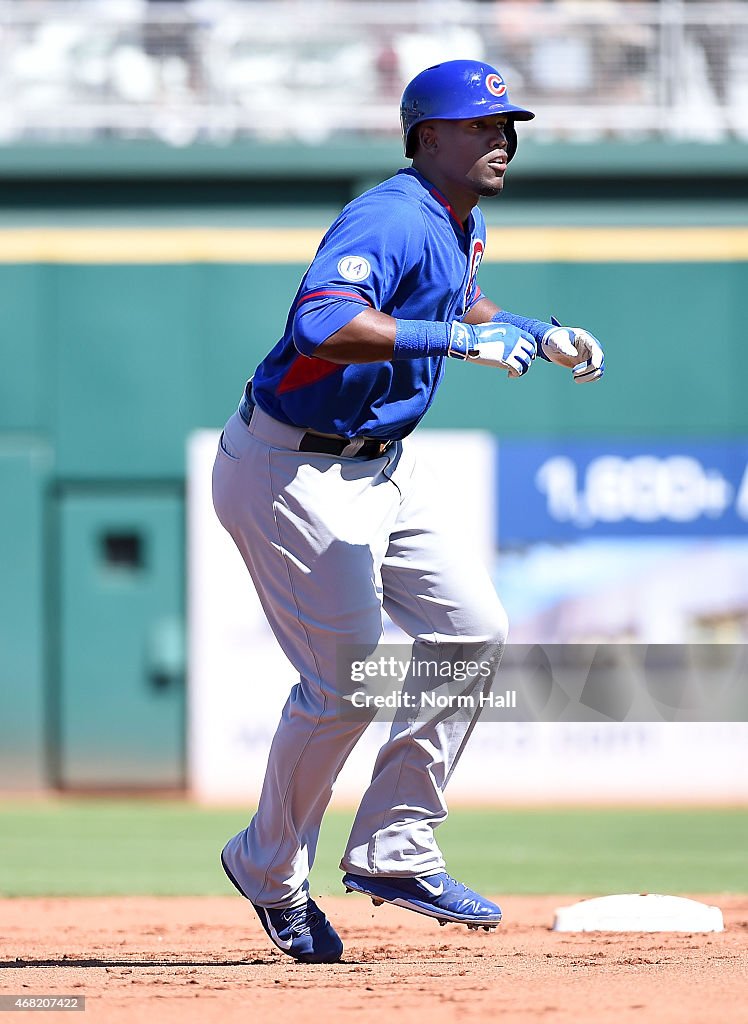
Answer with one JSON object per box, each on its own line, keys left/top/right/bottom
{"left": 292, "top": 203, "right": 535, "bottom": 376}
{"left": 306, "top": 307, "right": 396, "bottom": 363}
{"left": 295, "top": 303, "right": 537, "bottom": 378}
{"left": 465, "top": 299, "right": 605, "bottom": 384}
{"left": 462, "top": 296, "right": 501, "bottom": 324}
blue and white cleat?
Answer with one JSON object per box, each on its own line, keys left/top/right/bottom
{"left": 250, "top": 898, "right": 343, "bottom": 964}
{"left": 222, "top": 851, "right": 343, "bottom": 964}
{"left": 342, "top": 871, "right": 502, "bottom": 931}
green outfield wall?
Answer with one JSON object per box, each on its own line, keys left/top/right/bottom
{"left": 1, "top": 141, "right": 746, "bottom": 791}
{"left": 2, "top": 256, "right": 746, "bottom": 471}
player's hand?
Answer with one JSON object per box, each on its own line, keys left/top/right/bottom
{"left": 540, "top": 321, "right": 605, "bottom": 383}
{"left": 448, "top": 321, "right": 537, "bottom": 378}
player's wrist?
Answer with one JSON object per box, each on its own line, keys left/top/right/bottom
{"left": 491, "top": 310, "right": 553, "bottom": 361}
{"left": 392, "top": 319, "right": 450, "bottom": 359}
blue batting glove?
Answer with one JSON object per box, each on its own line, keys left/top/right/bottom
{"left": 448, "top": 321, "right": 537, "bottom": 378}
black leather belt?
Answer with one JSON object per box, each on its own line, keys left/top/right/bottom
{"left": 238, "top": 383, "right": 393, "bottom": 460}
{"left": 297, "top": 433, "right": 392, "bottom": 458}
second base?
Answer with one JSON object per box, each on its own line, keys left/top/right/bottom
{"left": 552, "top": 893, "right": 724, "bottom": 932}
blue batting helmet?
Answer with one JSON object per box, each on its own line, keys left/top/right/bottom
{"left": 400, "top": 59, "right": 535, "bottom": 161}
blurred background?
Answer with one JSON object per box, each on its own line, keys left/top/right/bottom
{"left": 0, "top": 0, "right": 747, "bottom": 144}
{"left": 0, "top": 0, "right": 747, "bottom": 803}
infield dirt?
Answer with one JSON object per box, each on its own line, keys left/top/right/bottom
{"left": 1, "top": 895, "right": 747, "bottom": 1024}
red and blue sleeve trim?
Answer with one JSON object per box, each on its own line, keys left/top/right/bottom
{"left": 296, "top": 289, "right": 372, "bottom": 310}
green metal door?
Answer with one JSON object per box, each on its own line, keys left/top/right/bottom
{"left": 57, "top": 489, "right": 185, "bottom": 788}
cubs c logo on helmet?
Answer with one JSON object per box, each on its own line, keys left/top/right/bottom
{"left": 485, "top": 73, "right": 507, "bottom": 97}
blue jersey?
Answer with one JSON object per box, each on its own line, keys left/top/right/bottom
{"left": 252, "top": 168, "right": 487, "bottom": 440}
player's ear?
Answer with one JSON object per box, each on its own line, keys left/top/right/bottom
{"left": 418, "top": 122, "right": 438, "bottom": 154}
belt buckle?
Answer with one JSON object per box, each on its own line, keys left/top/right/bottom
{"left": 363, "top": 439, "right": 392, "bottom": 459}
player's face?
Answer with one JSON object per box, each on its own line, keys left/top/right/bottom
{"left": 430, "top": 116, "right": 511, "bottom": 199}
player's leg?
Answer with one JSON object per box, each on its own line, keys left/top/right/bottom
{"left": 213, "top": 408, "right": 400, "bottom": 911}
{"left": 340, "top": 441, "right": 507, "bottom": 922}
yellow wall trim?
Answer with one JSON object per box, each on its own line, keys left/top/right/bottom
{"left": 0, "top": 226, "right": 746, "bottom": 263}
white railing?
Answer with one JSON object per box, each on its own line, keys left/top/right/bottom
{"left": 0, "top": 0, "right": 746, "bottom": 145}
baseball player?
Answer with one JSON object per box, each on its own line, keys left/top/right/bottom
{"left": 213, "top": 59, "right": 604, "bottom": 965}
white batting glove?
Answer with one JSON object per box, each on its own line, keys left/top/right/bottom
{"left": 448, "top": 321, "right": 537, "bottom": 378}
{"left": 540, "top": 320, "right": 605, "bottom": 383}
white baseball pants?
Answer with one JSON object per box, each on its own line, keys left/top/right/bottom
{"left": 212, "top": 399, "right": 508, "bottom": 908}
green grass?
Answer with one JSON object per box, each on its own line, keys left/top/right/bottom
{"left": 0, "top": 801, "right": 745, "bottom": 897}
